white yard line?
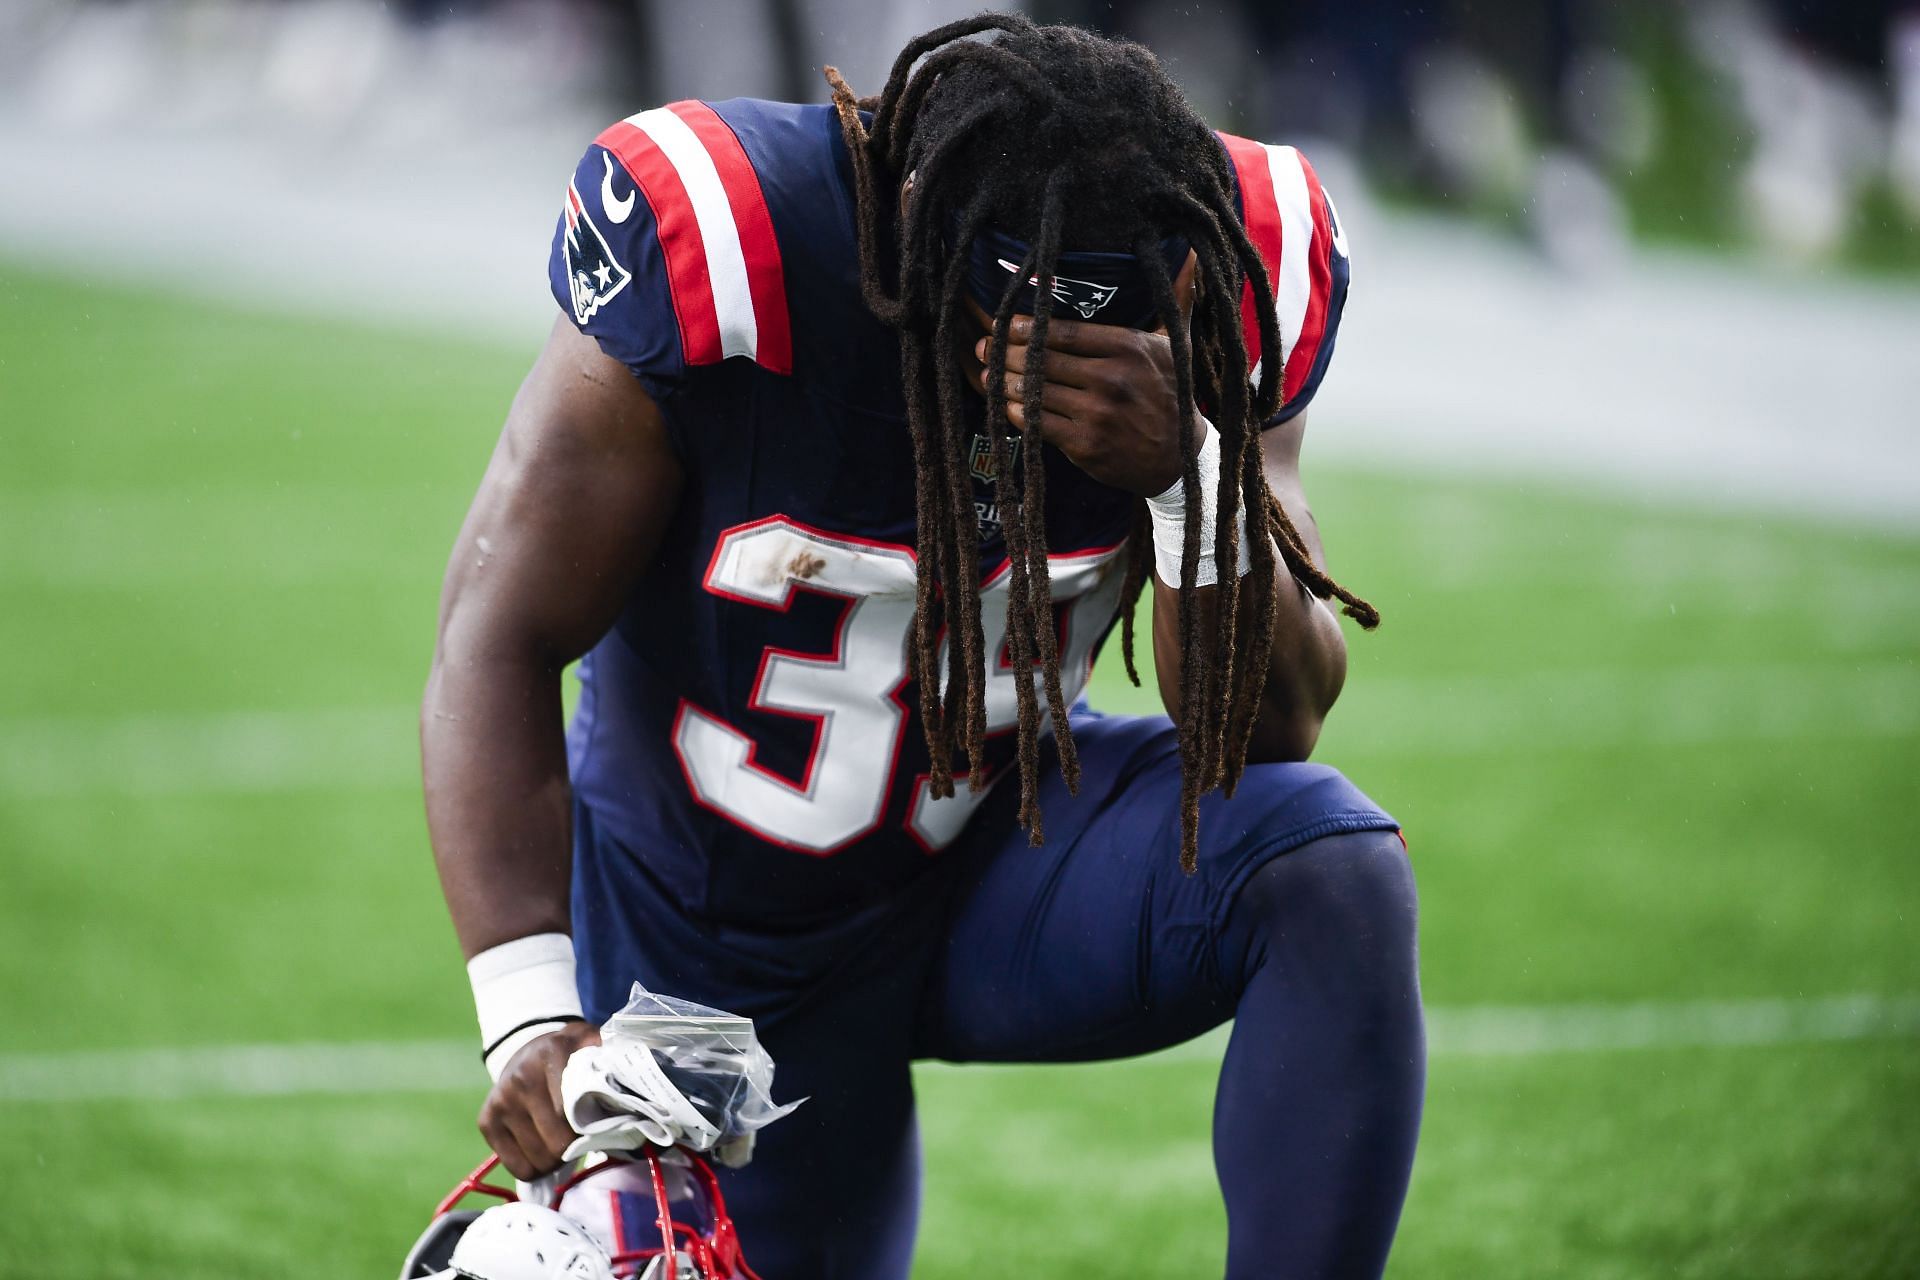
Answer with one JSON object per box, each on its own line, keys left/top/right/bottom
{"left": 0, "top": 707, "right": 417, "bottom": 796}
{"left": 1427, "top": 993, "right": 1920, "bottom": 1057}
{"left": 1, "top": 659, "right": 1912, "bottom": 796}
{"left": 0, "top": 1040, "right": 483, "bottom": 1103}
{"left": 1331, "top": 660, "right": 1920, "bottom": 757}
{"left": 1, "top": 994, "right": 1914, "bottom": 1103}
{"left": 1104, "top": 992, "right": 1920, "bottom": 1069}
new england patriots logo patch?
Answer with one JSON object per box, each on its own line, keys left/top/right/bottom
{"left": 563, "top": 180, "right": 630, "bottom": 325}
{"left": 996, "top": 258, "right": 1119, "bottom": 320}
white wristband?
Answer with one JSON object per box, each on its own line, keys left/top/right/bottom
{"left": 1146, "top": 419, "right": 1252, "bottom": 589}
{"left": 467, "top": 932, "right": 583, "bottom": 1081}
{"left": 483, "top": 1021, "right": 575, "bottom": 1082}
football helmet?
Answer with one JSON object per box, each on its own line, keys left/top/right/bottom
{"left": 400, "top": 1149, "right": 759, "bottom": 1280}
{"left": 434, "top": 1202, "right": 616, "bottom": 1280}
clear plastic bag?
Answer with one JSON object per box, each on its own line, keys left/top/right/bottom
{"left": 559, "top": 983, "right": 803, "bottom": 1170}
{"left": 600, "top": 983, "right": 802, "bottom": 1146}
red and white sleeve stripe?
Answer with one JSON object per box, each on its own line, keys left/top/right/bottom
{"left": 595, "top": 101, "right": 794, "bottom": 375}
{"left": 1218, "top": 134, "right": 1342, "bottom": 409}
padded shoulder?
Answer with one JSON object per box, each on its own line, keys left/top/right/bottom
{"left": 548, "top": 99, "right": 800, "bottom": 394}
{"left": 1215, "top": 133, "right": 1353, "bottom": 424}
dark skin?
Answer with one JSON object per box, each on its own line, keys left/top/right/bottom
{"left": 422, "top": 315, "right": 673, "bottom": 1178}
{"left": 962, "top": 254, "right": 1346, "bottom": 760}
{"left": 426, "top": 261, "right": 1346, "bottom": 1180}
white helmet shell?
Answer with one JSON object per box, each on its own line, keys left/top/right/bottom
{"left": 443, "top": 1203, "right": 617, "bottom": 1280}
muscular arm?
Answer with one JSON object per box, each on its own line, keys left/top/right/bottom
{"left": 423, "top": 315, "right": 682, "bottom": 1180}
{"left": 1148, "top": 413, "right": 1348, "bottom": 763}
{"left": 423, "top": 314, "right": 683, "bottom": 960}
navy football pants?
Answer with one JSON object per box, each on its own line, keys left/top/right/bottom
{"left": 572, "top": 713, "right": 1424, "bottom": 1279}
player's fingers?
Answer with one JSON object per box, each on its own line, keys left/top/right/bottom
{"left": 1050, "top": 381, "right": 1104, "bottom": 420}
{"left": 527, "top": 1111, "right": 576, "bottom": 1170}
{"left": 530, "top": 1060, "right": 577, "bottom": 1161}
{"left": 1006, "top": 313, "right": 1132, "bottom": 356}
{"left": 501, "top": 1105, "right": 565, "bottom": 1178}
{"left": 1032, "top": 408, "right": 1085, "bottom": 454}
{"left": 976, "top": 337, "right": 1101, "bottom": 389}
{"left": 996, "top": 377, "right": 1099, "bottom": 424}
{"left": 479, "top": 1106, "right": 539, "bottom": 1182}
{"left": 961, "top": 347, "right": 989, "bottom": 396}
{"left": 545, "top": 1052, "right": 569, "bottom": 1117}
{"left": 1000, "top": 396, "right": 1080, "bottom": 445}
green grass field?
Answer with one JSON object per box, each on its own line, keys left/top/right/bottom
{"left": 1, "top": 262, "right": 1916, "bottom": 1278}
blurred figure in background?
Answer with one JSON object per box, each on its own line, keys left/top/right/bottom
{"left": 634, "top": 0, "right": 1021, "bottom": 105}
{"left": 1699, "top": 0, "right": 1920, "bottom": 260}
{"left": 1036, "top": 0, "right": 1643, "bottom": 267}
{"left": 1036, "top": 0, "right": 1918, "bottom": 270}
{"left": 5, "top": 0, "right": 1913, "bottom": 272}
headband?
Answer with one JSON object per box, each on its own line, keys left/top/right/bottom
{"left": 963, "top": 225, "right": 1190, "bottom": 330}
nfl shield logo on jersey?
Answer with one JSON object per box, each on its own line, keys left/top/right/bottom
{"left": 968, "top": 434, "right": 1022, "bottom": 540}
{"left": 563, "top": 180, "right": 632, "bottom": 326}
{"left": 967, "top": 432, "right": 1022, "bottom": 484}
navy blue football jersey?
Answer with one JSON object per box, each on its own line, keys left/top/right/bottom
{"left": 550, "top": 99, "right": 1351, "bottom": 923}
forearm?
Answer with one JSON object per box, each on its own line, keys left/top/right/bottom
{"left": 1150, "top": 562, "right": 1347, "bottom": 761}
{"left": 421, "top": 646, "right": 575, "bottom": 961}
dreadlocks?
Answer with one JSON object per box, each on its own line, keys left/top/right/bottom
{"left": 827, "top": 14, "right": 1378, "bottom": 872}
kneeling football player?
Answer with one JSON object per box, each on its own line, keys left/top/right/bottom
{"left": 423, "top": 15, "right": 1424, "bottom": 1279}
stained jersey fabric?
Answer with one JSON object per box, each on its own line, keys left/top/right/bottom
{"left": 546, "top": 97, "right": 1354, "bottom": 926}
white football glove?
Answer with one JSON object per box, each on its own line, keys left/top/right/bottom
{"left": 560, "top": 1039, "right": 757, "bottom": 1168}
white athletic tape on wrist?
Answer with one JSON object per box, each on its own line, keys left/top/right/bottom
{"left": 1146, "top": 419, "right": 1253, "bottom": 589}
{"left": 468, "top": 932, "right": 582, "bottom": 1080}
{"left": 483, "top": 1020, "right": 575, "bottom": 1082}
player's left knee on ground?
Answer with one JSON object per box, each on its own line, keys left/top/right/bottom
{"left": 1221, "top": 826, "right": 1422, "bottom": 1021}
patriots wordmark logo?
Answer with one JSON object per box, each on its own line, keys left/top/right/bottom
{"left": 564, "top": 180, "right": 631, "bottom": 325}
{"left": 996, "top": 257, "right": 1119, "bottom": 320}
{"left": 968, "top": 432, "right": 1023, "bottom": 485}
{"left": 974, "top": 499, "right": 1005, "bottom": 541}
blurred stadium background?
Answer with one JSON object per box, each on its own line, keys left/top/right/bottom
{"left": 1, "top": 0, "right": 1916, "bottom": 1276}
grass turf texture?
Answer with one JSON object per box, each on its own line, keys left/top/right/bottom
{"left": 0, "top": 264, "right": 1915, "bottom": 1276}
